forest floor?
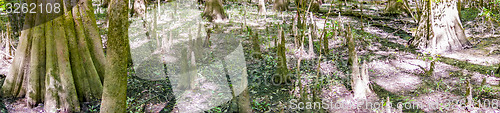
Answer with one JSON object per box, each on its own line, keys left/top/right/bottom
{"left": 123, "top": 1, "right": 500, "bottom": 113}
{"left": 1, "top": 1, "right": 500, "bottom": 113}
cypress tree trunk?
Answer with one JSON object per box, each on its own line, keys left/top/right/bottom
{"left": 274, "top": 0, "right": 289, "bottom": 11}
{"left": 203, "top": 0, "right": 227, "bottom": 21}
{"left": 249, "top": 28, "right": 262, "bottom": 59}
{"left": 4, "top": 20, "right": 12, "bottom": 57}
{"left": 100, "top": 0, "right": 129, "bottom": 112}
{"left": 307, "top": 13, "right": 316, "bottom": 56}
{"left": 133, "top": 0, "right": 147, "bottom": 17}
{"left": 409, "top": 0, "right": 471, "bottom": 53}
{"left": 237, "top": 88, "right": 252, "bottom": 112}
{"left": 295, "top": 0, "right": 321, "bottom": 12}
{"left": 275, "top": 27, "right": 289, "bottom": 84}
{"left": 458, "top": 0, "right": 462, "bottom": 18}
{"left": 347, "top": 24, "right": 370, "bottom": 100}
{"left": 258, "top": 0, "right": 266, "bottom": 15}
{"left": 324, "top": 32, "right": 330, "bottom": 53}
{"left": 1, "top": 0, "right": 106, "bottom": 112}
{"left": 322, "top": 22, "right": 333, "bottom": 55}
{"left": 385, "top": 0, "right": 405, "bottom": 14}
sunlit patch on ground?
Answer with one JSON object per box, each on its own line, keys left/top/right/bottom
{"left": 369, "top": 60, "right": 422, "bottom": 93}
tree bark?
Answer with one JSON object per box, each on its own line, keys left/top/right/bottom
{"left": 258, "top": 0, "right": 266, "bottom": 15}
{"left": 203, "top": 0, "right": 227, "bottom": 21}
{"left": 347, "top": 24, "right": 370, "bottom": 100}
{"left": 133, "top": 0, "right": 147, "bottom": 17}
{"left": 385, "top": 0, "right": 405, "bottom": 14}
{"left": 4, "top": 20, "right": 12, "bottom": 57}
{"left": 275, "top": 27, "right": 290, "bottom": 84}
{"left": 274, "top": 0, "right": 289, "bottom": 11}
{"left": 1, "top": 0, "right": 106, "bottom": 112}
{"left": 296, "top": 0, "right": 321, "bottom": 12}
{"left": 237, "top": 88, "right": 252, "bottom": 112}
{"left": 100, "top": 0, "right": 129, "bottom": 112}
{"left": 307, "top": 13, "right": 316, "bottom": 56}
{"left": 248, "top": 28, "right": 262, "bottom": 59}
{"left": 409, "top": 0, "right": 471, "bottom": 54}
{"left": 322, "top": 28, "right": 329, "bottom": 55}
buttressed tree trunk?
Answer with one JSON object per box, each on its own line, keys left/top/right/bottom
{"left": 409, "top": 0, "right": 471, "bottom": 53}
{"left": 0, "top": 0, "right": 106, "bottom": 112}
{"left": 100, "top": 0, "right": 129, "bottom": 112}
{"left": 203, "top": 0, "right": 227, "bottom": 21}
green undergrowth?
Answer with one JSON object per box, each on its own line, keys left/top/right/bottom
{"left": 242, "top": 42, "right": 293, "bottom": 112}
{"left": 0, "top": 74, "right": 4, "bottom": 89}
{"left": 0, "top": 98, "right": 5, "bottom": 113}
{"left": 461, "top": 8, "right": 481, "bottom": 22}
{"left": 461, "top": 7, "right": 500, "bottom": 26}
{"left": 0, "top": 75, "right": 6, "bottom": 112}
{"left": 371, "top": 83, "right": 425, "bottom": 113}
{"left": 438, "top": 57, "right": 498, "bottom": 76}
{"left": 126, "top": 67, "right": 176, "bottom": 113}
{"left": 0, "top": 15, "right": 8, "bottom": 31}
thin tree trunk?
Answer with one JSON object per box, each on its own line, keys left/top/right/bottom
{"left": 347, "top": 24, "right": 370, "bottom": 100}
{"left": 237, "top": 88, "right": 252, "bottom": 112}
{"left": 322, "top": 28, "right": 329, "bottom": 55}
{"left": 258, "top": 0, "right": 266, "bottom": 15}
{"left": 308, "top": 12, "right": 316, "bottom": 56}
{"left": 458, "top": 0, "right": 462, "bottom": 18}
{"left": 5, "top": 21, "right": 12, "bottom": 57}
{"left": 249, "top": 28, "right": 262, "bottom": 59}
{"left": 465, "top": 79, "right": 473, "bottom": 110}
{"left": 360, "top": 0, "right": 364, "bottom": 30}
{"left": 100, "top": 0, "right": 130, "bottom": 112}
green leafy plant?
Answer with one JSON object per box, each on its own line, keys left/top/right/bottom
{"left": 479, "top": 7, "right": 500, "bottom": 26}
{"left": 0, "top": 1, "right": 5, "bottom": 12}
{"left": 252, "top": 99, "right": 270, "bottom": 112}
{"left": 416, "top": 53, "right": 440, "bottom": 76}
{"left": 88, "top": 104, "right": 100, "bottom": 112}
{"left": 479, "top": 7, "right": 494, "bottom": 18}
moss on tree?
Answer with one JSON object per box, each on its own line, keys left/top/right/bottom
{"left": 100, "top": 0, "right": 130, "bottom": 112}
{"left": 1, "top": 0, "right": 106, "bottom": 112}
